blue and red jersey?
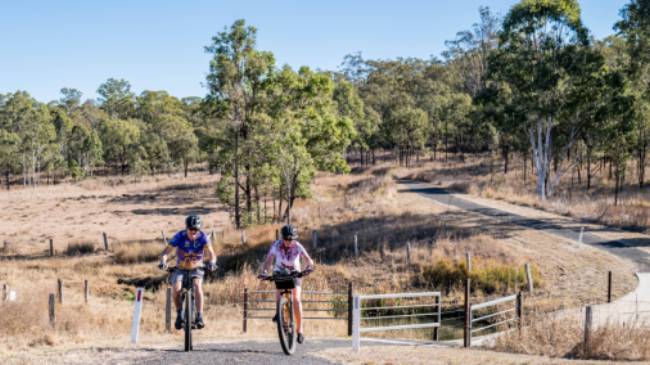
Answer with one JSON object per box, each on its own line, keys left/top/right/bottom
{"left": 169, "top": 230, "right": 210, "bottom": 269}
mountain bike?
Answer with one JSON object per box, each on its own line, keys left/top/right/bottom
{"left": 165, "top": 266, "right": 202, "bottom": 352}
{"left": 260, "top": 269, "right": 312, "bottom": 355}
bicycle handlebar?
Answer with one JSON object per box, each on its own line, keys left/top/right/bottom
{"left": 163, "top": 263, "right": 206, "bottom": 273}
{"left": 259, "top": 269, "right": 313, "bottom": 281}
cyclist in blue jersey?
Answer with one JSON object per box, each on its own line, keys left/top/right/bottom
{"left": 159, "top": 215, "right": 217, "bottom": 329}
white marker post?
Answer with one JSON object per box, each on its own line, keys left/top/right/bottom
{"left": 578, "top": 226, "right": 585, "bottom": 244}
{"left": 131, "top": 287, "right": 145, "bottom": 346}
{"left": 8, "top": 290, "right": 16, "bottom": 302}
{"left": 352, "top": 296, "right": 361, "bottom": 352}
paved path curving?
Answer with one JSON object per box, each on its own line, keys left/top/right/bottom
{"left": 589, "top": 273, "right": 650, "bottom": 328}
{"left": 398, "top": 180, "right": 650, "bottom": 271}
{"left": 399, "top": 179, "right": 650, "bottom": 331}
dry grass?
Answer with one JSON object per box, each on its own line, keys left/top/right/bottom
{"left": 0, "top": 172, "right": 226, "bottom": 257}
{"left": 112, "top": 240, "right": 164, "bottom": 264}
{"left": 494, "top": 314, "right": 650, "bottom": 361}
{"left": 407, "top": 153, "right": 650, "bottom": 233}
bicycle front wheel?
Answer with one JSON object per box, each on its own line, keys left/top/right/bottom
{"left": 276, "top": 294, "right": 296, "bottom": 355}
{"left": 184, "top": 289, "right": 193, "bottom": 352}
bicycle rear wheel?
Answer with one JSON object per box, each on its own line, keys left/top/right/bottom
{"left": 276, "top": 294, "right": 296, "bottom": 355}
{"left": 184, "top": 289, "right": 193, "bottom": 351}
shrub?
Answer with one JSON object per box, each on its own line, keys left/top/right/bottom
{"left": 64, "top": 243, "right": 95, "bottom": 256}
{"left": 418, "top": 259, "right": 540, "bottom": 296}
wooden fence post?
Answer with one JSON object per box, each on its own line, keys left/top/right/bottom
{"left": 48, "top": 294, "right": 55, "bottom": 327}
{"left": 57, "top": 279, "right": 63, "bottom": 304}
{"left": 380, "top": 243, "right": 385, "bottom": 262}
{"left": 102, "top": 232, "right": 109, "bottom": 253}
{"left": 165, "top": 287, "right": 172, "bottom": 332}
{"left": 353, "top": 234, "right": 359, "bottom": 260}
{"left": 210, "top": 230, "right": 215, "bottom": 243}
{"left": 275, "top": 229, "right": 279, "bottom": 241}
{"left": 348, "top": 282, "right": 353, "bottom": 336}
{"left": 84, "top": 279, "right": 89, "bottom": 304}
{"left": 243, "top": 287, "right": 248, "bottom": 333}
{"left": 464, "top": 277, "right": 471, "bottom": 348}
{"left": 584, "top": 306, "right": 592, "bottom": 357}
{"left": 312, "top": 230, "right": 318, "bottom": 250}
{"left": 49, "top": 239, "right": 54, "bottom": 257}
{"left": 2, "top": 284, "right": 7, "bottom": 302}
{"left": 406, "top": 241, "right": 411, "bottom": 265}
{"left": 607, "top": 271, "right": 613, "bottom": 303}
{"left": 433, "top": 295, "right": 440, "bottom": 341}
{"left": 466, "top": 252, "right": 472, "bottom": 273}
{"left": 516, "top": 291, "right": 524, "bottom": 331}
{"left": 525, "top": 263, "right": 534, "bottom": 294}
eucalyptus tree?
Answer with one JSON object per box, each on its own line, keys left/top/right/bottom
{"left": 98, "top": 118, "right": 144, "bottom": 174}
{"left": 444, "top": 6, "right": 500, "bottom": 98}
{"left": 493, "top": 0, "right": 591, "bottom": 199}
{"left": 0, "top": 91, "right": 58, "bottom": 186}
{"left": 616, "top": 0, "right": 650, "bottom": 188}
{"left": 97, "top": 78, "right": 136, "bottom": 119}
{"left": 205, "top": 19, "right": 275, "bottom": 228}
{"left": 0, "top": 129, "right": 20, "bottom": 188}
{"left": 333, "top": 77, "right": 378, "bottom": 165}
{"left": 59, "top": 88, "right": 83, "bottom": 111}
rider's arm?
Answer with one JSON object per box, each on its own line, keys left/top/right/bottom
{"left": 161, "top": 232, "right": 180, "bottom": 264}
{"left": 259, "top": 245, "right": 276, "bottom": 275}
{"left": 205, "top": 243, "right": 217, "bottom": 265}
{"left": 300, "top": 245, "right": 314, "bottom": 270}
{"left": 159, "top": 245, "right": 173, "bottom": 265}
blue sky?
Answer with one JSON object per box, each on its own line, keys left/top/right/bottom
{"left": 0, "top": 0, "right": 629, "bottom": 102}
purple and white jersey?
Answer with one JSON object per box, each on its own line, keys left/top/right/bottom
{"left": 267, "top": 240, "right": 311, "bottom": 272}
{"left": 168, "top": 230, "right": 210, "bottom": 269}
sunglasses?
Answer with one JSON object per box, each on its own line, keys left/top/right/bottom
{"left": 188, "top": 228, "right": 199, "bottom": 233}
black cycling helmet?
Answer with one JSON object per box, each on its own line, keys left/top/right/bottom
{"left": 281, "top": 224, "right": 297, "bottom": 240}
{"left": 185, "top": 215, "right": 202, "bottom": 230}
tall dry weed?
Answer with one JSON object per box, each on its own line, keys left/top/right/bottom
{"left": 494, "top": 314, "right": 650, "bottom": 361}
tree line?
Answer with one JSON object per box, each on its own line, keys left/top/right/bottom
{"left": 2, "top": 0, "right": 650, "bottom": 228}
{"left": 341, "top": 0, "right": 650, "bottom": 205}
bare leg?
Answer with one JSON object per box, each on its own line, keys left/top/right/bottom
{"left": 173, "top": 280, "right": 182, "bottom": 311}
{"left": 194, "top": 278, "right": 203, "bottom": 315}
{"left": 292, "top": 286, "right": 303, "bottom": 333}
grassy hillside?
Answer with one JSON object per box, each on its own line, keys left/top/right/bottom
{"left": 0, "top": 165, "right": 639, "bottom": 360}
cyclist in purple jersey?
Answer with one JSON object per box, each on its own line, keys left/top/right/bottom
{"left": 159, "top": 215, "right": 217, "bottom": 329}
{"left": 259, "top": 224, "right": 314, "bottom": 344}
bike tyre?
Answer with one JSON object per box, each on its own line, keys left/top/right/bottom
{"left": 184, "top": 289, "right": 192, "bottom": 352}
{"left": 276, "top": 294, "right": 296, "bottom": 355}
